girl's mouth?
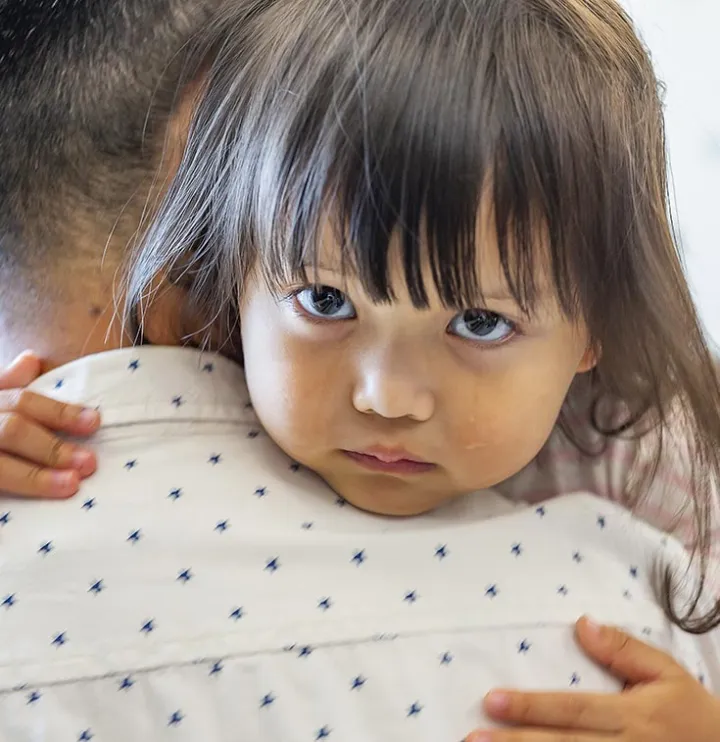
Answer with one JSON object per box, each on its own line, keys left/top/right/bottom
{"left": 342, "top": 448, "right": 436, "bottom": 475}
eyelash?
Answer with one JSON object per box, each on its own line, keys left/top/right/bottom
{"left": 284, "top": 287, "right": 524, "bottom": 346}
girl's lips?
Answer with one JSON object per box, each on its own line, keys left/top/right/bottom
{"left": 342, "top": 450, "right": 436, "bottom": 475}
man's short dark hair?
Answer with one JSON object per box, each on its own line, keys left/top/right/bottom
{"left": 0, "top": 0, "right": 219, "bottom": 269}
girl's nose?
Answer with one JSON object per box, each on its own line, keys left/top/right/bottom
{"left": 351, "top": 354, "right": 435, "bottom": 422}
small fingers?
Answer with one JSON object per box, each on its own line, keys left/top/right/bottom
{"left": 0, "top": 389, "right": 100, "bottom": 435}
{"left": 0, "top": 413, "right": 96, "bottom": 475}
{"left": 0, "top": 453, "right": 80, "bottom": 499}
{"left": 483, "top": 690, "right": 625, "bottom": 733}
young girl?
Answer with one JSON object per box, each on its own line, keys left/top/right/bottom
{"left": 2, "top": 0, "right": 720, "bottom": 738}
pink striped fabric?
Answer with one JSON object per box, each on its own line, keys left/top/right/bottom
{"left": 496, "top": 414, "right": 720, "bottom": 597}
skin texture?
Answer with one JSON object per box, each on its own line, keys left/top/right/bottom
{"left": 240, "top": 220, "right": 596, "bottom": 516}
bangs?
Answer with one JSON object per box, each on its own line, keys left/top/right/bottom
{"left": 136, "top": 0, "right": 660, "bottom": 330}
{"left": 252, "top": 0, "right": 581, "bottom": 314}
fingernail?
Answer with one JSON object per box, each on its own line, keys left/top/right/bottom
{"left": 70, "top": 449, "right": 94, "bottom": 473}
{"left": 77, "top": 409, "right": 100, "bottom": 427}
{"left": 51, "top": 470, "right": 78, "bottom": 496}
{"left": 484, "top": 691, "right": 511, "bottom": 714}
{"left": 466, "top": 733, "right": 492, "bottom": 742}
{"left": 582, "top": 616, "right": 604, "bottom": 638}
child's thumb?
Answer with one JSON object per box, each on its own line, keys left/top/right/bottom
{"left": 0, "top": 351, "right": 44, "bottom": 390}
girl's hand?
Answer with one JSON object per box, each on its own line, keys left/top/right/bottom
{"left": 466, "top": 615, "right": 720, "bottom": 742}
{"left": 0, "top": 351, "right": 100, "bottom": 498}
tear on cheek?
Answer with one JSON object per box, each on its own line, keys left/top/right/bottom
{"left": 462, "top": 437, "right": 495, "bottom": 452}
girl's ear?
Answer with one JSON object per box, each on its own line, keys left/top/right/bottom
{"left": 577, "top": 344, "right": 600, "bottom": 374}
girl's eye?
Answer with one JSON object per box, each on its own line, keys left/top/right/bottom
{"left": 294, "top": 285, "right": 357, "bottom": 320}
{"left": 447, "top": 309, "right": 515, "bottom": 344}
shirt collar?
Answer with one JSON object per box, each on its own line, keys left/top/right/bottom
{"left": 29, "top": 347, "right": 255, "bottom": 428}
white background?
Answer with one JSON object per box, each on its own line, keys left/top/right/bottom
{"left": 623, "top": 0, "right": 720, "bottom": 347}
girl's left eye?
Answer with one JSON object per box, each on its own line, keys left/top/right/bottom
{"left": 293, "top": 285, "right": 357, "bottom": 320}
{"left": 447, "top": 309, "right": 515, "bottom": 344}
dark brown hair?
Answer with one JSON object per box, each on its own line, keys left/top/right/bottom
{"left": 127, "top": 0, "right": 720, "bottom": 632}
{"left": 0, "top": 0, "right": 222, "bottom": 274}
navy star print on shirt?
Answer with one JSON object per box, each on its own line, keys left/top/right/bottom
{"left": 118, "top": 677, "right": 134, "bottom": 691}
{"left": 265, "top": 557, "right": 280, "bottom": 573}
{"left": 88, "top": 580, "right": 104, "bottom": 595}
{"left": 51, "top": 632, "right": 67, "bottom": 647}
{"left": 351, "top": 549, "right": 366, "bottom": 565}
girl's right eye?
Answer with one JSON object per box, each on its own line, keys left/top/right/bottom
{"left": 293, "top": 285, "right": 357, "bottom": 321}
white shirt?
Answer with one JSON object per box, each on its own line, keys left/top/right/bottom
{"left": 0, "top": 347, "right": 716, "bottom": 742}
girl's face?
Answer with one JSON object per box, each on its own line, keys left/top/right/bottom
{"left": 240, "top": 223, "right": 595, "bottom": 516}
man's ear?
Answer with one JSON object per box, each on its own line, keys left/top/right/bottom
{"left": 160, "top": 71, "right": 209, "bottom": 184}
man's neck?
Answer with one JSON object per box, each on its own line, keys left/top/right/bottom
{"left": 0, "top": 267, "right": 127, "bottom": 371}
{"left": 0, "top": 263, "right": 197, "bottom": 373}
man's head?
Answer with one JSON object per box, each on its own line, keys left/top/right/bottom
{"left": 0, "top": 0, "right": 221, "bottom": 366}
